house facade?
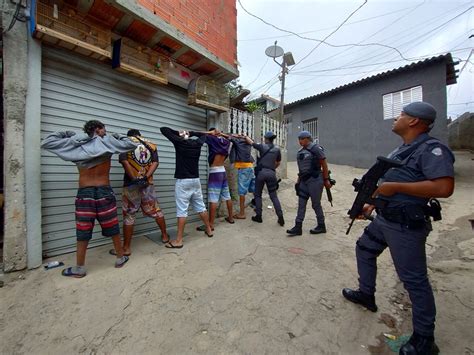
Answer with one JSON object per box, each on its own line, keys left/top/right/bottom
{"left": 284, "top": 54, "right": 457, "bottom": 168}
{"left": 2, "top": 0, "right": 238, "bottom": 270}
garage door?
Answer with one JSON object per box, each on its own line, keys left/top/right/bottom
{"left": 41, "top": 48, "right": 208, "bottom": 257}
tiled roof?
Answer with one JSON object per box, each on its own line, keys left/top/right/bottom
{"left": 285, "top": 53, "right": 457, "bottom": 110}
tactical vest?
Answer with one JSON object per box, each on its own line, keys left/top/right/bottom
{"left": 297, "top": 143, "right": 321, "bottom": 175}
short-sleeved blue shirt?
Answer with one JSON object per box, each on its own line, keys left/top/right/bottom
{"left": 380, "top": 133, "right": 455, "bottom": 207}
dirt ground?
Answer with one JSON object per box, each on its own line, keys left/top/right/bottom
{"left": 0, "top": 151, "right": 473, "bottom": 355}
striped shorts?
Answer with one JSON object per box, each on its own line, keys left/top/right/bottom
{"left": 75, "top": 186, "right": 120, "bottom": 241}
{"left": 208, "top": 166, "right": 231, "bottom": 203}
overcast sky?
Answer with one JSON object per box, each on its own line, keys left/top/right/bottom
{"left": 236, "top": 0, "right": 473, "bottom": 119}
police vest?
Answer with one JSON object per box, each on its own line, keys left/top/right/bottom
{"left": 297, "top": 143, "right": 321, "bottom": 175}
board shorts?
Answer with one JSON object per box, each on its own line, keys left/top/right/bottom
{"left": 75, "top": 186, "right": 119, "bottom": 241}
{"left": 208, "top": 166, "right": 231, "bottom": 203}
{"left": 122, "top": 184, "right": 164, "bottom": 225}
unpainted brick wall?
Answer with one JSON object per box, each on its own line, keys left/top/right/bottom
{"left": 138, "top": 0, "right": 237, "bottom": 67}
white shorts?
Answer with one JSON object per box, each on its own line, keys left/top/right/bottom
{"left": 175, "top": 178, "right": 207, "bottom": 218}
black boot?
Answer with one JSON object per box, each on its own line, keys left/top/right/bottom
{"left": 310, "top": 224, "right": 326, "bottom": 234}
{"left": 251, "top": 215, "right": 263, "bottom": 223}
{"left": 286, "top": 222, "right": 302, "bottom": 236}
{"left": 399, "top": 333, "right": 439, "bottom": 355}
{"left": 342, "top": 288, "right": 378, "bottom": 312}
{"left": 278, "top": 216, "right": 285, "bottom": 226}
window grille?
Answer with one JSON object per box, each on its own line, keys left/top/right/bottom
{"left": 302, "top": 118, "right": 318, "bottom": 142}
{"left": 383, "top": 86, "right": 422, "bottom": 120}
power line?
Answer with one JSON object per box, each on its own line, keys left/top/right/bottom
{"left": 294, "top": 3, "right": 471, "bottom": 75}
{"left": 237, "top": 0, "right": 409, "bottom": 62}
{"left": 244, "top": 58, "right": 269, "bottom": 88}
{"left": 290, "top": 0, "right": 370, "bottom": 70}
{"left": 238, "top": 5, "right": 420, "bottom": 42}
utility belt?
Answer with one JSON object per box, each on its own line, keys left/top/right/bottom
{"left": 376, "top": 199, "right": 442, "bottom": 229}
{"left": 298, "top": 170, "right": 320, "bottom": 182}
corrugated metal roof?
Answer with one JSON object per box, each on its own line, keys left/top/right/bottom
{"left": 285, "top": 53, "right": 458, "bottom": 110}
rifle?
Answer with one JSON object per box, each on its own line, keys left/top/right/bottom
{"left": 325, "top": 170, "right": 336, "bottom": 206}
{"left": 346, "top": 156, "right": 403, "bottom": 235}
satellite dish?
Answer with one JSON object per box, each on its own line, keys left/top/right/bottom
{"left": 265, "top": 44, "right": 284, "bottom": 58}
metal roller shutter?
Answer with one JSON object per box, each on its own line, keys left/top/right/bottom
{"left": 41, "top": 48, "right": 208, "bottom": 257}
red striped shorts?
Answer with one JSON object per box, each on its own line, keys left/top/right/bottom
{"left": 75, "top": 186, "right": 120, "bottom": 241}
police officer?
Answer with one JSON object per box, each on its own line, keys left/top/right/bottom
{"left": 287, "top": 131, "right": 332, "bottom": 236}
{"left": 342, "top": 102, "right": 455, "bottom": 355}
{"left": 245, "top": 131, "right": 284, "bottom": 226}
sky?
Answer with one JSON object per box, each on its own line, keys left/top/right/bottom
{"left": 236, "top": 0, "right": 473, "bottom": 119}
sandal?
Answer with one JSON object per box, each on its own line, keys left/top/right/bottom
{"left": 61, "top": 267, "right": 86, "bottom": 278}
{"left": 109, "top": 249, "right": 131, "bottom": 256}
{"left": 196, "top": 225, "right": 214, "bottom": 232}
{"left": 165, "top": 242, "right": 183, "bottom": 249}
{"left": 115, "top": 256, "right": 129, "bottom": 268}
{"left": 225, "top": 217, "right": 235, "bottom": 224}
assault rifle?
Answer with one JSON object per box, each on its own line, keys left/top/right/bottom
{"left": 325, "top": 170, "right": 336, "bottom": 206}
{"left": 346, "top": 156, "right": 403, "bottom": 235}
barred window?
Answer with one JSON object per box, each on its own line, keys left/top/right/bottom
{"left": 302, "top": 118, "right": 318, "bottom": 142}
{"left": 383, "top": 86, "right": 422, "bottom": 120}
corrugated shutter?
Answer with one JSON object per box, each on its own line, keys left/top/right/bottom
{"left": 41, "top": 48, "right": 207, "bottom": 257}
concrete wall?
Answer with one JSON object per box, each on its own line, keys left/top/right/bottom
{"left": 448, "top": 112, "right": 474, "bottom": 150}
{"left": 135, "top": 0, "right": 237, "bottom": 67}
{"left": 2, "top": 1, "right": 28, "bottom": 271}
{"left": 286, "top": 63, "right": 449, "bottom": 168}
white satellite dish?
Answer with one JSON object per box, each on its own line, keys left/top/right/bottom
{"left": 265, "top": 44, "right": 284, "bottom": 58}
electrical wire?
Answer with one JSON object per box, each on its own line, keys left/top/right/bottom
{"left": 293, "top": 3, "right": 472, "bottom": 76}
{"left": 237, "top": 0, "right": 409, "bottom": 62}
{"left": 238, "top": 5, "right": 420, "bottom": 42}
{"left": 244, "top": 58, "right": 269, "bottom": 88}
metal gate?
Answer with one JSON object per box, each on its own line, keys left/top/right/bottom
{"left": 41, "top": 48, "right": 207, "bottom": 257}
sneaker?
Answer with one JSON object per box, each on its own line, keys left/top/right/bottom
{"left": 310, "top": 224, "right": 326, "bottom": 234}
{"left": 342, "top": 288, "right": 377, "bottom": 312}
{"left": 399, "top": 332, "right": 439, "bottom": 355}
{"left": 251, "top": 215, "right": 263, "bottom": 223}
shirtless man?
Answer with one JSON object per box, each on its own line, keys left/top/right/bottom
{"left": 194, "top": 128, "right": 234, "bottom": 231}
{"left": 42, "top": 120, "right": 138, "bottom": 277}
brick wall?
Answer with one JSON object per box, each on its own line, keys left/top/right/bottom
{"left": 138, "top": 0, "right": 237, "bottom": 68}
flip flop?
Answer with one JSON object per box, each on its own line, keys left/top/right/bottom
{"left": 205, "top": 231, "right": 214, "bottom": 238}
{"left": 233, "top": 214, "right": 246, "bottom": 219}
{"left": 115, "top": 256, "right": 129, "bottom": 268}
{"left": 109, "top": 249, "right": 131, "bottom": 257}
{"left": 196, "top": 225, "right": 214, "bottom": 232}
{"left": 161, "top": 236, "right": 170, "bottom": 244}
{"left": 61, "top": 267, "right": 86, "bottom": 278}
{"left": 225, "top": 217, "right": 235, "bottom": 224}
{"left": 165, "top": 242, "right": 183, "bottom": 249}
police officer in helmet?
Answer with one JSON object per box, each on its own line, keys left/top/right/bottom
{"left": 287, "top": 130, "right": 332, "bottom": 236}
{"left": 342, "top": 102, "right": 455, "bottom": 355}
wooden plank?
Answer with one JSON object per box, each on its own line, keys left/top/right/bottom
{"left": 120, "top": 63, "right": 168, "bottom": 85}
{"left": 36, "top": 24, "right": 111, "bottom": 58}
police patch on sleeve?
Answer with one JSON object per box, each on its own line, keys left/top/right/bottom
{"left": 431, "top": 147, "right": 442, "bottom": 156}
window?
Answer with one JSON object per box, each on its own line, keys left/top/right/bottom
{"left": 383, "top": 86, "right": 422, "bottom": 120}
{"left": 302, "top": 118, "right": 318, "bottom": 142}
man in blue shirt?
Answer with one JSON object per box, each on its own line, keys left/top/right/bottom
{"left": 342, "top": 102, "right": 455, "bottom": 355}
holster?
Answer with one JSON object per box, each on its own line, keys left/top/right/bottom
{"left": 378, "top": 204, "right": 428, "bottom": 229}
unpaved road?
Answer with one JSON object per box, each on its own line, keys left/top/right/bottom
{"left": 1, "top": 151, "right": 473, "bottom": 354}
